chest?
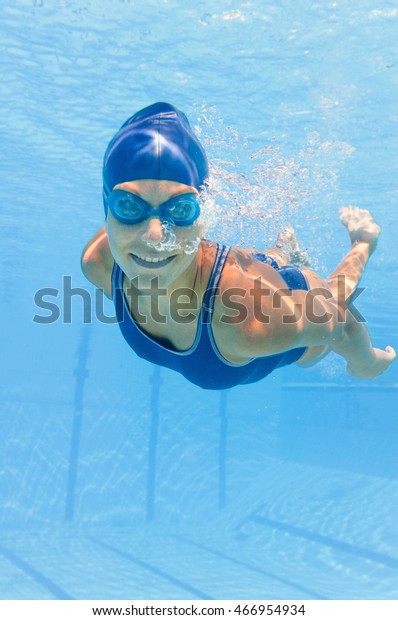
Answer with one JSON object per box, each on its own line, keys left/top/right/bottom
{"left": 134, "top": 296, "right": 202, "bottom": 351}
{"left": 118, "top": 246, "right": 251, "bottom": 363}
{"left": 122, "top": 268, "right": 207, "bottom": 352}
{"left": 121, "top": 281, "right": 250, "bottom": 366}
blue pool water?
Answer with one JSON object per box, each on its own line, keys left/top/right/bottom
{"left": 1, "top": 0, "right": 398, "bottom": 600}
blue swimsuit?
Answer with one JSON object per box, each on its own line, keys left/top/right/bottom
{"left": 111, "top": 244, "right": 308, "bottom": 390}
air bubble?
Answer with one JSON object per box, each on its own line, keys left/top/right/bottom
{"left": 189, "top": 103, "right": 354, "bottom": 263}
{"left": 141, "top": 221, "right": 201, "bottom": 255}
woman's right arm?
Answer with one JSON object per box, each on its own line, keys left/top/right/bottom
{"left": 81, "top": 226, "right": 114, "bottom": 299}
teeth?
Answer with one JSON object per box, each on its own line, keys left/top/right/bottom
{"left": 134, "top": 254, "right": 172, "bottom": 263}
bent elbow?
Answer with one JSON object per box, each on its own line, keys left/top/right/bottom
{"left": 80, "top": 248, "right": 93, "bottom": 277}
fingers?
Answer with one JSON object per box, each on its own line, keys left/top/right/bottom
{"left": 386, "top": 345, "right": 397, "bottom": 361}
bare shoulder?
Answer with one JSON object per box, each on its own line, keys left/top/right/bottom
{"left": 206, "top": 245, "right": 347, "bottom": 361}
{"left": 211, "top": 247, "right": 306, "bottom": 362}
{"left": 81, "top": 226, "right": 113, "bottom": 298}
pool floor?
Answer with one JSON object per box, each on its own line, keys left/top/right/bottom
{"left": 1, "top": 458, "right": 397, "bottom": 600}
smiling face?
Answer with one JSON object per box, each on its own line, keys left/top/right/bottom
{"left": 105, "top": 179, "right": 203, "bottom": 287}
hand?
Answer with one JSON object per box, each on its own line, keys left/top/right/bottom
{"left": 347, "top": 345, "right": 396, "bottom": 379}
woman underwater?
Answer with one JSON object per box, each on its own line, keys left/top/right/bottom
{"left": 81, "top": 102, "right": 396, "bottom": 390}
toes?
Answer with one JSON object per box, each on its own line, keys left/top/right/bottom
{"left": 284, "top": 224, "right": 295, "bottom": 233}
{"left": 339, "top": 206, "right": 379, "bottom": 230}
{"left": 279, "top": 224, "right": 296, "bottom": 240}
{"left": 340, "top": 205, "right": 366, "bottom": 219}
{"left": 339, "top": 205, "right": 356, "bottom": 223}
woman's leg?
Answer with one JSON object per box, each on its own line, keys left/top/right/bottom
{"left": 249, "top": 225, "right": 311, "bottom": 267}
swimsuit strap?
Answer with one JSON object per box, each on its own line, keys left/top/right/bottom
{"left": 201, "top": 244, "right": 231, "bottom": 324}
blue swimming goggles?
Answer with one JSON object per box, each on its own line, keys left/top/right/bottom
{"left": 107, "top": 190, "right": 201, "bottom": 227}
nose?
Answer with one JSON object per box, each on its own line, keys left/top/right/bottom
{"left": 141, "top": 217, "right": 164, "bottom": 241}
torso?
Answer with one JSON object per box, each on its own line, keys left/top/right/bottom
{"left": 110, "top": 239, "right": 311, "bottom": 391}
{"left": 85, "top": 231, "right": 305, "bottom": 365}
{"left": 122, "top": 241, "right": 218, "bottom": 353}
{"left": 121, "top": 240, "right": 288, "bottom": 364}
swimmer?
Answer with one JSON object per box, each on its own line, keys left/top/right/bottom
{"left": 81, "top": 102, "right": 396, "bottom": 390}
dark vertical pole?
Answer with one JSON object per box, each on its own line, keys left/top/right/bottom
{"left": 146, "top": 365, "right": 162, "bottom": 521}
{"left": 218, "top": 390, "right": 229, "bottom": 510}
{"left": 65, "top": 325, "right": 90, "bottom": 521}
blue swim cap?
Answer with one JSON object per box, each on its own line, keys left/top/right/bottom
{"left": 102, "top": 102, "right": 208, "bottom": 216}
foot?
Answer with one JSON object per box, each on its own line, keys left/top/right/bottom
{"left": 339, "top": 206, "right": 381, "bottom": 255}
{"left": 276, "top": 225, "right": 311, "bottom": 267}
{"left": 347, "top": 346, "right": 396, "bottom": 379}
